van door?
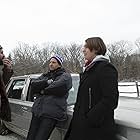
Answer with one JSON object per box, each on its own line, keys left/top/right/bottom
{"left": 6, "top": 78, "right": 27, "bottom": 136}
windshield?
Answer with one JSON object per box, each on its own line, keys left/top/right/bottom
{"left": 67, "top": 74, "right": 80, "bottom": 105}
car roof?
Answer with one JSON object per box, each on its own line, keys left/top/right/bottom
{"left": 11, "top": 73, "right": 79, "bottom": 79}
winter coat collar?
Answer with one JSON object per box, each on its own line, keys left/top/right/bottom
{"left": 80, "top": 55, "right": 109, "bottom": 86}
{"left": 84, "top": 55, "right": 109, "bottom": 72}
{"left": 43, "top": 67, "right": 65, "bottom": 79}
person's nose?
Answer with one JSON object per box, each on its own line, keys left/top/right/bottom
{"left": 49, "top": 62, "right": 53, "bottom": 67}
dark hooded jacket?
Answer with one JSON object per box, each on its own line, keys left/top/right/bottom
{"left": 64, "top": 56, "right": 119, "bottom": 140}
{"left": 0, "top": 67, "right": 13, "bottom": 121}
{"left": 31, "top": 67, "right": 72, "bottom": 121}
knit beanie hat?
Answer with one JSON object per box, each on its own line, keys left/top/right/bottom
{"left": 51, "top": 55, "right": 63, "bottom": 65}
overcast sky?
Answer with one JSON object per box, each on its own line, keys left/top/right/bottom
{"left": 0, "top": 0, "right": 140, "bottom": 56}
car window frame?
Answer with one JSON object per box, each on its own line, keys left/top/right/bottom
{"left": 7, "top": 78, "right": 27, "bottom": 100}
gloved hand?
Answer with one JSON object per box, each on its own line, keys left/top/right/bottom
{"left": 47, "top": 79, "right": 53, "bottom": 85}
{"left": 40, "top": 79, "right": 53, "bottom": 95}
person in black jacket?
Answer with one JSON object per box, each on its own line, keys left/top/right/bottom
{"left": 26, "top": 55, "right": 72, "bottom": 140}
{"left": 64, "top": 37, "right": 119, "bottom": 140}
{"left": 0, "top": 45, "right": 13, "bottom": 122}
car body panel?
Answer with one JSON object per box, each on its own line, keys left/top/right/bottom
{"left": 115, "top": 96, "right": 140, "bottom": 140}
{"left": 4, "top": 73, "right": 79, "bottom": 139}
{"left": 3, "top": 74, "right": 140, "bottom": 140}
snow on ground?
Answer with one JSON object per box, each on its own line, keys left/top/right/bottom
{"left": 119, "top": 81, "right": 140, "bottom": 97}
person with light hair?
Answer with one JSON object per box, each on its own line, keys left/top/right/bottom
{"left": 64, "top": 37, "right": 119, "bottom": 140}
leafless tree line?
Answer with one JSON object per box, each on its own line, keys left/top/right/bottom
{"left": 9, "top": 39, "right": 140, "bottom": 81}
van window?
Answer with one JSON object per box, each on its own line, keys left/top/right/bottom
{"left": 8, "top": 79, "right": 25, "bottom": 100}
{"left": 67, "top": 75, "right": 79, "bottom": 105}
{"left": 26, "top": 78, "right": 38, "bottom": 102}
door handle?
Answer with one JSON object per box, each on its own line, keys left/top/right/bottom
{"left": 22, "top": 106, "right": 28, "bottom": 110}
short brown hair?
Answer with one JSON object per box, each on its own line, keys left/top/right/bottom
{"left": 85, "top": 37, "right": 107, "bottom": 55}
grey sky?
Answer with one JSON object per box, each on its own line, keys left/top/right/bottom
{"left": 0, "top": 0, "right": 140, "bottom": 55}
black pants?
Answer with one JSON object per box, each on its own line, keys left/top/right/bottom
{"left": 26, "top": 115, "right": 56, "bottom": 140}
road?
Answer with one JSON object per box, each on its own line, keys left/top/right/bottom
{"left": 115, "top": 96, "right": 140, "bottom": 129}
{"left": 0, "top": 133, "right": 25, "bottom": 140}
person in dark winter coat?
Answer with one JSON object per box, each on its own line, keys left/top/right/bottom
{"left": 26, "top": 55, "right": 72, "bottom": 140}
{"left": 64, "top": 37, "right": 119, "bottom": 140}
{"left": 0, "top": 45, "right": 13, "bottom": 122}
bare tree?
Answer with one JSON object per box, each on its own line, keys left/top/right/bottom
{"left": 11, "top": 42, "right": 42, "bottom": 76}
{"left": 38, "top": 42, "right": 58, "bottom": 72}
{"left": 10, "top": 39, "right": 139, "bottom": 80}
{"left": 60, "top": 43, "right": 84, "bottom": 73}
{"left": 43, "top": 42, "right": 84, "bottom": 73}
{"left": 135, "top": 38, "right": 140, "bottom": 51}
{"left": 107, "top": 40, "right": 132, "bottom": 81}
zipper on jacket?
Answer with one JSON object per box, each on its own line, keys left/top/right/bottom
{"left": 88, "top": 88, "right": 92, "bottom": 109}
